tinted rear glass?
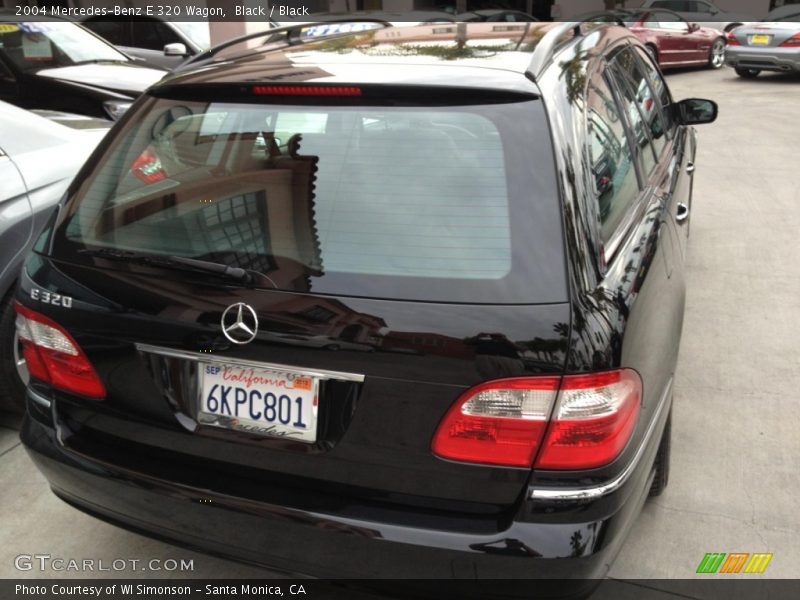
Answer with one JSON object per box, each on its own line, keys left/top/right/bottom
{"left": 55, "top": 94, "right": 566, "bottom": 303}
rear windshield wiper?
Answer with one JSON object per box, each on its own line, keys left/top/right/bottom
{"left": 78, "top": 248, "right": 252, "bottom": 283}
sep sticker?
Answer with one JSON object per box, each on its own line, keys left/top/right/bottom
{"left": 0, "top": 24, "right": 20, "bottom": 34}
{"left": 293, "top": 377, "right": 313, "bottom": 391}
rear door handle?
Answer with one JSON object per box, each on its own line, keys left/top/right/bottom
{"left": 676, "top": 203, "right": 690, "bottom": 223}
{"left": 686, "top": 161, "right": 695, "bottom": 174}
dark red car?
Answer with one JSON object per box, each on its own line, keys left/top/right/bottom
{"left": 623, "top": 9, "right": 727, "bottom": 69}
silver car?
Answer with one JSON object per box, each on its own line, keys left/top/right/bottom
{"left": 725, "top": 15, "right": 800, "bottom": 77}
{"left": 0, "top": 101, "right": 108, "bottom": 411}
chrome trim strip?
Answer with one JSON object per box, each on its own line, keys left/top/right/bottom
{"left": 27, "top": 387, "right": 52, "bottom": 409}
{"left": 135, "top": 343, "right": 366, "bottom": 383}
{"left": 528, "top": 376, "right": 673, "bottom": 502}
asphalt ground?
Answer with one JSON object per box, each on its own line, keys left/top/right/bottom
{"left": 0, "top": 66, "right": 798, "bottom": 596}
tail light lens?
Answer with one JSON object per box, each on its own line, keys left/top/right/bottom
{"left": 725, "top": 32, "right": 741, "bottom": 46}
{"left": 15, "top": 303, "right": 106, "bottom": 399}
{"left": 431, "top": 377, "right": 560, "bottom": 468}
{"left": 131, "top": 146, "right": 166, "bottom": 184}
{"left": 432, "top": 369, "right": 641, "bottom": 470}
{"left": 535, "top": 370, "right": 641, "bottom": 469}
{"left": 779, "top": 34, "right": 800, "bottom": 47}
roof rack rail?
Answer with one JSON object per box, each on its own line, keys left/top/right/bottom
{"left": 182, "top": 18, "right": 392, "bottom": 68}
{"left": 525, "top": 11, "right": 627, "bottom": 82}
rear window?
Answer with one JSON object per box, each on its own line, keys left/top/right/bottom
{"left": 55, "top": 93, "right": 566, "bottom": 303}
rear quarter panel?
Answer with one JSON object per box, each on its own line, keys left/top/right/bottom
{"left": 534, "top": 35, "right": 684, "bottom": 486}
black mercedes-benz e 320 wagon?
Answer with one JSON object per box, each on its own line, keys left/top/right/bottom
{"left": 15, "top": 17, "right": 716, "bottom": 598}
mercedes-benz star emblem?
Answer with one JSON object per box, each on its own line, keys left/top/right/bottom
{"left": 220, "top": 303, "right": 259, "bottom": 345}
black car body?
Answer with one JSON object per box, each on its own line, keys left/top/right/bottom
{"left": 0, "top": 14, "right": 166, "bottom": 119}
{"left": 17, "top": 19, "right": 715, "bottom": 597}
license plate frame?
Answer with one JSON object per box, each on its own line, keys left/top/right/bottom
{"left": 197, "top": 361, "right": 319, "bottom": 443}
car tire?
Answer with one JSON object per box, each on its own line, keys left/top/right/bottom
{"left": 735, "top": 67, "right": 760, "bottom": 78}
{"left": 708, "top": 38, "right": 725, "bottom": 69}
{"left": 649, "top": 409, "right": 671, "bottom": 497}
{"left": 0, "top": 289, "right": 27, "bottom": 413}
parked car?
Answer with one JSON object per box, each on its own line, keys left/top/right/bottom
{"left": 16, "top": 19, "right": 715, "bottom": 597}
{"left": 624, "top": 8, "right": 727, "bottom": 69}
{"left": 0, "top": 13, "right": 167, "bottom": 119}
{"left": 80, "top": 17, "right": 210, "bottom": 70}
{"left": 725, "top": 15, "right": 800, "bottom": 77}
{"left": 457, "top": 9, "right": 538, "bottom": 22}
{"left": 0, "top": 101, "right": 109, "bottom": 412}
{"left": 639, "top": 0, "right": 755, "bottom": 32}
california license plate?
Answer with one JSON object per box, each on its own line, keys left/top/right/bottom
{"left": 749, "top": 34, "right": 770, "bottom": 45}
{"left": 198, "top": 362, "right": 318, "bottom": 442}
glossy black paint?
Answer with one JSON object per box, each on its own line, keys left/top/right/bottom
{"left": 19, "top": 23, "right": 699, "bottom": 588}
{"left": 22, "top": 397, "right": 657, "bottom": 588}
{"left": 19, "top": 257, "right": 570, "bottom": 506}
{"left": 525, "top": 30, "right": 693, "bottom": 492}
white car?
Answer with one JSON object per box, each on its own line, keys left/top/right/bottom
{"left": 640, "top": 0, "right": 756, "bottom": 32}
{"left": 0, "top": 101, "right": 109, "bottom": 411}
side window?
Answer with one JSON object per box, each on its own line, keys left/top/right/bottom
{"left": 83, "top": 19, "right": 128, "bottom": 46}
{"left": 633, "top": 46, "right": 674, "bottom": 134}
{"left": 609, "top": 48, "right": 667, "bottom": 168}
{"left": 655, "top": 13, "right": 689, "bottom": 30}
{"left": 606, "top": 67, "right": 656, "bottom": 176}
{"left": 131, "top": 21, "right": 181, "bottom": 51}
{"left": 586, "top": 71, "right": 641, "bottom": 244}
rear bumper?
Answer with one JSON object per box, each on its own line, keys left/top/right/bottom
{"left": 725, "top": 47, "right": 800, "bottom": 72}
{"left": 21, "top": 393, "right": 658, "bottom": 597}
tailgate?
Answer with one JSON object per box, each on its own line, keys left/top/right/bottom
{"left": 30, "top": 258, "right": 570, "bottom": 509}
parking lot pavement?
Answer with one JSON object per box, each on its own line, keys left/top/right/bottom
{"left": 610, "top": 67, "right": 800, "bottom": 580}
{"left": 0, "top": 67, "right": 798, "bottom": 588}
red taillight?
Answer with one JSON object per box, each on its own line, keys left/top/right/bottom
{"left": 252, "top": 85, "right": 362, "bottom": 96}
{"left": 779, "top": 34, "right": 800, "bottom": 47}
{"left": 431, "top": 377, "right": 560, "bottom": 467}
{"left": 432, "top": 369, "right": 641, "bottom": 470}
{"left": 15, "top": 303, "right": 106, "bottom": 399}
{"left": 726, "top": 32, "right": 741, "bottom": 46}
{"left": 535, "top": 370, "right": 641, "bottom": 469}
{"left": 131, "top": 146, "right": 166, "bottom": 184}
